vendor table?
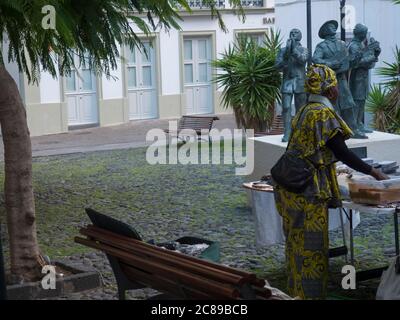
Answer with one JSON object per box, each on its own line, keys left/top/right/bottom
{"left": 341, "top": 201, "right": 400, "bottom": 282}
{"left": 243, "top": 182, "right": 400, "bottom": 281}
{"left": 243, "top": 182, "right": 356, "bottom": 260}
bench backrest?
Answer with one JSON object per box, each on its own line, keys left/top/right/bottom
{"left": 86, "top": 208, "right": 142, "bottom": 240}
{"left": 179, "top": 116, "right": 219, "bottom": 133}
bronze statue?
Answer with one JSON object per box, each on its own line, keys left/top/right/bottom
{"left": 349, "top": 23, "right": 381, "bottom": 133}
{"left": 275, "top": 29, "right": 309, "bottom": 142}
{"left": 313, "top": 20, "right": 367, "bottom": 139}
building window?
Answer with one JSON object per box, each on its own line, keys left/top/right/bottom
{"left": 237, "top": 32, "right": 266, "bottom": 46}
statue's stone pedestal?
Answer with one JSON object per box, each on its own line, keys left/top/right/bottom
{"left": 247, "top": 131, "right": 400, "bottom": 183}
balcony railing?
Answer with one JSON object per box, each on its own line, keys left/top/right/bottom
{"left": 241, "top": 0, "right": 264, "bottom": 7}
{"left": 187, "top": 0, "right": 226, "bottom": 9}
{"left": 184, "top": 0, "right": 265, "bottom": 10}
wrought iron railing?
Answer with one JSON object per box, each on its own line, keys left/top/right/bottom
{"left": 240, "top": 0, "right": 264, "bottom": 7}
{"left": 187, "top": 0, "right": 226, "bottom": 9}
{"left": 183, "top": 0, "right": 265, "bottom": 10}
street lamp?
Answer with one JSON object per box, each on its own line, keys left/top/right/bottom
{"left": 340, "top": 0, "right": 347, "bottom": 42}
{"left": 306, "top": 0, "right": 312, "bottom": 65}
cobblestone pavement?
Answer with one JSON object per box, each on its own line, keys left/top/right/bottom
{"left": 0, "top": 145, "right": 398, "bottom": 300}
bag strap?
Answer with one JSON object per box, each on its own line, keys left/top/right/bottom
{"left": 286, "top": 103, "right": 309, "bottom": 151}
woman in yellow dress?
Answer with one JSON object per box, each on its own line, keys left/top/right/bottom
{"left": 274, "top": 64, "right": 388, "bottom": 300}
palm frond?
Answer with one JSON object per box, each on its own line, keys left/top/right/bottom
{"left": 376, "top": 46, "right": 400, "bottom": 88}
{"left": 371, "top": 45, "right": 400, "bottom": 133}
{"left": 0, "top": 0, "right": 245, "bottom": 84}
{"left": 366, "top": 85, "right": 390, "bottom": 131}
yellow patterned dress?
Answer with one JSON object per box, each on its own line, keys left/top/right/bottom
{"left": 274, "top": 99, "right": 352, "bottom": 300}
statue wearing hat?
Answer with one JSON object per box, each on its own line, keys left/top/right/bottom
{"left": 313, "top": 20, "right": 367, "bottom": 139}
{"left": 275, "top": 28, "right": 309, "bottom": 142}
{"left": 349, "top": 23, "right": 381, "bottom": 133}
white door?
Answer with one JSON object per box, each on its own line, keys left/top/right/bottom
{"left": 183, "top": 37, "right": 213, "bottom": 115}
{"left": 127, "top": 40, "right": 158, "bottom": 120}
{"left": 65, "top": 56, "right": 98, "bottom": 126}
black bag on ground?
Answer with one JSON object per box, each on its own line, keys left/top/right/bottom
{"left": 271, "top": 149, "right": 315, "bottom": 194}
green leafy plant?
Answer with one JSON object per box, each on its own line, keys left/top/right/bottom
{"left": 366, "top": 85, "right": 392, "bottom": 132}
{"left": 212, "top": 30, "right": 282, "bottom": 132}
{"left": 369, "top": 46, "right": 400, "bottom": 133}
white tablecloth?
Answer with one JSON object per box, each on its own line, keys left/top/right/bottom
{"left": 250, "top": 189, "right": 361, "bottom": 247}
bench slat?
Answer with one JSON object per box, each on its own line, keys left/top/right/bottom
{"left": 80, "top": 227, "right": 248, "bottom": 287}
{"left": 85, "top": 225, "right": 265, "bottom": 288}
{"left": 120, "top": 263, "right": 213, "bottom": 300}
{"left": 75, "top": 236, "right": 240, "bottom": 299}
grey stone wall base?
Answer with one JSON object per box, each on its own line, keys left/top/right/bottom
{"left": 6, "top": 261, "right": 101, "bottom": 300}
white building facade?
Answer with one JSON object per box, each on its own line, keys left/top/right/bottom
{"left": 2, "top": 1, "right": 275, "bottom": 137}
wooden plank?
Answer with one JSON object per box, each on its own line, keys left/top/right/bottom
{"left": 75, "top": 237, "right": 240, "bottom": 299}
{"left": 119, "top": 263, "right": 214, "bottom": 300}
{"left": 80, "top": 227, "right": 248, "bottom": 287}
{"left": 84, "top": 225, "right": 265, "bottom": 287}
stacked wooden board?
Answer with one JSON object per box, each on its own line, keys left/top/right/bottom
{"left": 349, "top": 178, "right": 400, "bottom": 205}
{"left": 75, "top": 225, "right": 275, "bottom": 300}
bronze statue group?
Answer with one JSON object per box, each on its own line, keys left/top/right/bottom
{"left": 275, "top": 21, "right": 381, "bottom": 142}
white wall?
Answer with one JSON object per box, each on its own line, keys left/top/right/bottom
{"left": 112, "top": 10, "right": 274, "bottom": 99}
{"left": 153, "top": 11, "right": 275, "bottom": 96}
{"left": 40, "top": 71, "right": 61, "bottom": 104}
{"left": 275, "top": 0, "right": 400, "bottom": 86}
{"left": 102, "top": 44, "right": 124, "bottom": 100}
{"left": 159, "top": 29, "right": 181, "bottom": 96}
{"left": 35, "top": 8, "right": 275, "bottom": 112}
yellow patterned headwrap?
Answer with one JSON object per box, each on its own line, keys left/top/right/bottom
{"left": 305, "top": 64, "right": 338, "bottom": 94}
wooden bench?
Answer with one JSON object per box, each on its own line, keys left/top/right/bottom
{"left": 165, "top": 115, "right": 219, "bottom": 143}
{"left": 75, "top": 209, "right": 273, "bottom": 300}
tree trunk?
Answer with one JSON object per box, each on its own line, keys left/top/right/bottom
{"left": 0, "top": 223, "right": 6, "bottom": 299}
{"left": 0, "top": 66, "right": 41, "bottom": 281}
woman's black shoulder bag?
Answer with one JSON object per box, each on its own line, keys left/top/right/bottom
{"left": 271, "top": 106, "right": 316, "bottom": 194}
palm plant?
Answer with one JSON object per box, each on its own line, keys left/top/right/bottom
{"left": 0, "top": 0, "right": 244, "bottom": 281}
{"left": 212, "top": 30, "right": 282, "bottom": 132}
{"left": 370, "top": 46, "right": 400, "bottom": 133}
{"left": 366, "top": 85, "right": 392, "bottom": 132}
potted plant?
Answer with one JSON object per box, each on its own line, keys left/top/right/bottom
{"left": 212, "top": 31, "right": 282, "bottom": 132}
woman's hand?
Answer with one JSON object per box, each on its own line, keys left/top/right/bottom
{"left": 370, "top": 168, "right": 390, "bottom": 181}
